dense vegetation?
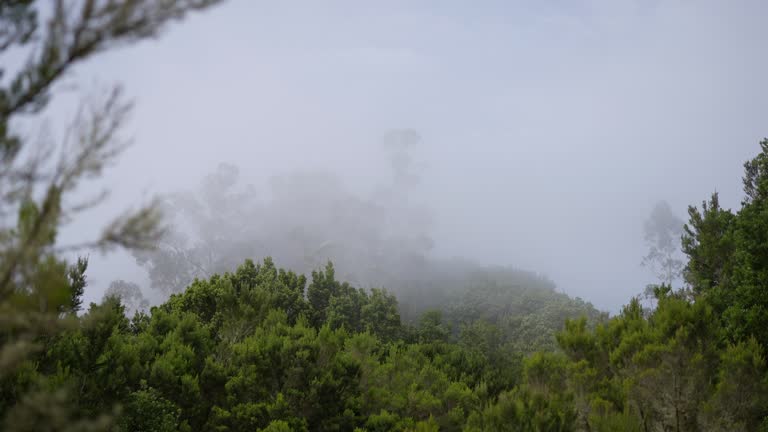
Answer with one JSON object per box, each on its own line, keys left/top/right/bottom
{"left": 1, "top": 2, "right": 768, "bottom": 431}
{"left": 6, "top": 138, "right": 768, "bottom": 430}
{"left": 1, "top": 255, "right": 604, "bottom": 431}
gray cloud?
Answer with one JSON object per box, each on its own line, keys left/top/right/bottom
{"left": 47, "top": 0, "right": 768, "bottom": 312}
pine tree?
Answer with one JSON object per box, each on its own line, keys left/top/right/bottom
{"left": 0, "top": 1, "right": 224, "bottom": 430}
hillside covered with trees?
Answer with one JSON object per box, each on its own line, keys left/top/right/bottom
{"left": 1, "top": 2, "right": 767, "bottom": 431}
{"left": 5, "top": 157, "right": 768, "bottom": 430}
{"left": 5, "top": 142, "right": 768, "bottom": 429}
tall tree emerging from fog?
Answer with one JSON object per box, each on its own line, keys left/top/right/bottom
{"left": 104, "top": 279, "right": 149, "bottom": 315}
{"left": 642, "top": 200, "right": 685, "bottom": 286}
{"left": 133, "top": 163, "right": 261, "bottom": 293}
{"left": 0, "top": 1, "right": 223, "bottom": 430}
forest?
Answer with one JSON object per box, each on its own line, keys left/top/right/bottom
{"left": 1, "top": 2, "right": 768, "bottom": 431}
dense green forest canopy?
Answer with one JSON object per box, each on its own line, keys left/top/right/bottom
{"left": 1, "top": 2, "right": 768, "bottom": 431}
{"left": 5, "top": 172, "right": 768, "bottom": 431}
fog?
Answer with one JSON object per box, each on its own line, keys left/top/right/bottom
{"left": 47, "top": 0, "right": 768, "bottom": 312}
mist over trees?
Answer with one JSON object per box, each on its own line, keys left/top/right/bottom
{"left": 129, "top": 132, "right": 602, "bottom": 329}
{"left": 132, "top": 130, "right": 435, "bottom": 303}
{"left": 104, "top": 279, "right": 149, "bottom": 315}
{"left": 642, "top": 200, "right": 685, "bottom": 286}
{"left": 1, "top": 2, "right": 767, "bottom": 431}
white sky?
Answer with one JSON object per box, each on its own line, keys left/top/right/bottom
{"left": 42, "top": 0, "right": 768, "bottom": 311}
